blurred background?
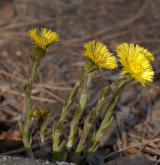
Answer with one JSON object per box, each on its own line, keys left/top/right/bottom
{"left": 0, "top": 0, "right": 160, "bottom": 164}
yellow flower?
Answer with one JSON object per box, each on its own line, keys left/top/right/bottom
{"left": 116, "top": 43, "right": 154, "bottom": 85}
{"left": 29, "top": 28, "right": 59, "bottom": 50}
{"left": 32, "top": 108, "right": 51, "bottom": 118}
{"left": 83, "top": 40, "right": 117, "bottom": 69}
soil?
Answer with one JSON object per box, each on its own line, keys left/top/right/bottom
{"left": 0, "top": 0, "right": 160, "bottom": 164}
{"left": 107, "top": 153, "right": 154, "bottom": 165}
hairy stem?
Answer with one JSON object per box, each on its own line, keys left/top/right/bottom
{"left": 52, "top": 80, "right": 81, "bottom": 154}
{"left": 67, "top": 60, "right": 95, "bottom": 150}
{"left": 88, "top": 79, "right": 126, "bottom": 152}
{"left": 20, "top": 60, "right": 39, "bottom": 158}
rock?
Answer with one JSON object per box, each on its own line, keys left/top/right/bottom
{"left": 0, "top": 155, "right": 76, "bottom": 165}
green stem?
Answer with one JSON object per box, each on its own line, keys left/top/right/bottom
{"left": 39, "top": 119, "right": 48, "bottom": 146}
{"left": 52, "top": 80, "right": 81, "bottom": 154}
{"left": 76, "top": 79, "right": 124, "bottom": 153}
{"left": 25, "top": 147, "right": 34, "bottom": 159}
{"left": 67, "top": 60, "right": 95, "bottom": 150}
{"left": 52, "top": 122, "right": 62, "bottom": 153}
{"left": 76, "top": 85, "right": 112, "bottom": 153}
{"left": 60, "top": 80, "right": 81, "bottom": 122}
{"left": 21, "top": 60, "right": 39, "bottom": 158}
{"left": 88, "top": 79, "right": 126, "bottom": 152}
{"left": 24, "top": 61, "right": 39, "bottom": 132}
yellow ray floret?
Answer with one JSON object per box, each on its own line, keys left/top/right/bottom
{"left": 83, "top": 40, "right": 117, "bottom": 69}
{"left": 28, "top": 28, "right": 59, "bottom": 49}
{"left": 116, "top": 43, "right": 154, "bottom": 85}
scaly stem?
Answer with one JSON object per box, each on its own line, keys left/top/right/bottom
{"left": 39, "top": 119, "right": 48, "bottom": 146}
{"left": 88, "top": 79, "right": 126, "bottom": 152}
{"left": 67, "top": 60, "right": 95, "bottom": 150}
{"left": 76, "top": 79, "right": 124, "bottom": 153}
{"left": 76, "top": 85, "right": 112, "bottom": 153}
{"left": 52, "top": 80, "right": 81, "bottom": 155}
{"left": 60, "top": 80, "right": 81, "bottom": 122}
{"left": 20, "top": 60, "right": 39, "bottom": 158}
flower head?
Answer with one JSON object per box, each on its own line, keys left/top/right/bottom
{"left": 83, "top": 40, "right": 117, "bottom": 69}
{"left": 116, "top": 43, "right": 154, "bottom": 85}
{"left": 32, "top": 108, "right": 51, "bottom": 118}
{"left": 29, "top": 28, "right": 59, "bottom": 50}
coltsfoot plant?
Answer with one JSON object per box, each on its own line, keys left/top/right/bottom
{"left": 19, "top": 27, "right": 154, "bottom": 164}
{"left": 18, "top": 28, "right": 59, "bottom": 158}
